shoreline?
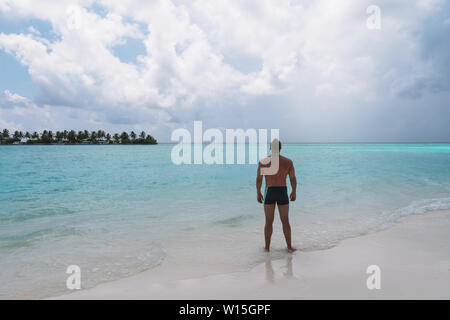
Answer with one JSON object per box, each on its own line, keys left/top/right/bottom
{"left": 51, "top": 209, "right": 450, "bottom": 300}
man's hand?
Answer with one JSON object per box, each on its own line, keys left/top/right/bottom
{"left": 290, "top": 192, "right": 296, "bottom": 202}
{"left": 257, "top": 192, "right": 264, "bottom": 203}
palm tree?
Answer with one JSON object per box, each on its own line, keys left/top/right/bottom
{"left": 130, "top": 131, "right": 136, "bottom": 141}
{"left": 97, "top": 130, "right": 105, "bottom": 139}
{"left": 41, "top": 130, "right": 50, "bottom": 143}
{"left": 2, "top": 129, "right": 9, "bottom": 139}
{"left": 25, "top": 132, "right": 31, "bottom": 139}
{"left": 140, "top": 131, "right": 146, "bottom": 139}
{"left": 12, "top": 131, "right": 21, "bottom": 142}
{"left": 32, "top": 132, "right": 39, "bottom": 140}
{"left": 68, "top": 130, "right": 77, "bottom": 143}
{"left": 106, "top": 133, "right": 111, "bottom": 143}
{"left": 146, "top": 134, "right": 157, "bottom": 145}
{"left": 120, "top": 132, "right": 130, "bottom": 144}
{"left": 113, "top": 133, "right": 120, "bottom": 144}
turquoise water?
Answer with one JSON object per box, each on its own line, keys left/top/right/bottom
{"left": 1, "top": 144, "right": 450, "bottom": 298}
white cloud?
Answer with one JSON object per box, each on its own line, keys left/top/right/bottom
{"left": 27, "top": 26, "right": 41, "bottom": 36}
{"left": 1, "top": 89, "right": 32, "bottom": 107}
{"left": 0, "top": 90, "right": 55, "bottom": 131}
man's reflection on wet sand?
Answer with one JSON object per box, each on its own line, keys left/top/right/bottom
{"left": 265, "top": 255, "right": 294, "bottom": 283}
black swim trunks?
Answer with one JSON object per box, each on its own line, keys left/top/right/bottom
{"left": 264, "top": 186, "right": 289, "bottom": 205}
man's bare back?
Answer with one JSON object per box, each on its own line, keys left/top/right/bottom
{"left": 259, "top": 155, "right": 295, "bottom": 187}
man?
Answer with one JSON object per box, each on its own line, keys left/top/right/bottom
{"left": 256, "top": 139, "right": 297, "bottom": 253}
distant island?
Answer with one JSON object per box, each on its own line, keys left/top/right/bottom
{"left": 0, "top": 129, "right": 157, "bottom": 145}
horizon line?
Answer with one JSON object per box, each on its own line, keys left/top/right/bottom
{"left": 156, "top": 141, "right": 450, "bottom": 144}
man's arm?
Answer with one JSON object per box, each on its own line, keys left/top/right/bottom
{"left": 289, "top": 160, "right": 297, "bottom": 201}
{"left": 256, "top": 162, "right": 264, "bottom": 203}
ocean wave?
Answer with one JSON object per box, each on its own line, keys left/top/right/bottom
{"left": 385, "top": 197, "right": 450, "bottom": 221}
{"left": 214, "top": 214, "right": 254, "bottom": 227}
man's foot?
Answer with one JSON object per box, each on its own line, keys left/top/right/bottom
{"left": 287, "top": 247, "right": 296, "bottom": 253}
{"left": 264, "top": 247, "right": 270, "bottom": 252}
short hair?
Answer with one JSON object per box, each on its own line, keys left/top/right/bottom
{"left": 270, "top": 139, "right": 282, "bottom": 151}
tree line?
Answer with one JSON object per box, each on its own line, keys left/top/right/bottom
{"left": 0, "top": 129, "right": 158, "bottom": 145}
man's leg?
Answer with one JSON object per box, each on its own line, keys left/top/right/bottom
{"left": 278, "top": 204, "right": 296, "bottom": 252}
{"left": 264, "top": 204, "right": 275, "bottom": 251}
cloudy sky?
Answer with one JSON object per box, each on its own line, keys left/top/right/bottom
{"left": 0, "top": 0, "right": 449, "bottom": 142}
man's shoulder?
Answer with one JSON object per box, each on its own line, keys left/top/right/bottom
{"left": 259, "top": 156, "right": 271, "bottom": 165}
{"left": 280, "top": 155, "right": 293, "bottom": 164}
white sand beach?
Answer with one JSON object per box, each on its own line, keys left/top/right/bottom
{"left": 52, "top": 210, "right": 450, "bottom": 300}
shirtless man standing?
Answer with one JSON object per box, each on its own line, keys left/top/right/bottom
{"left": 256, "top": 139, "right": 297, "bottom": 252}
